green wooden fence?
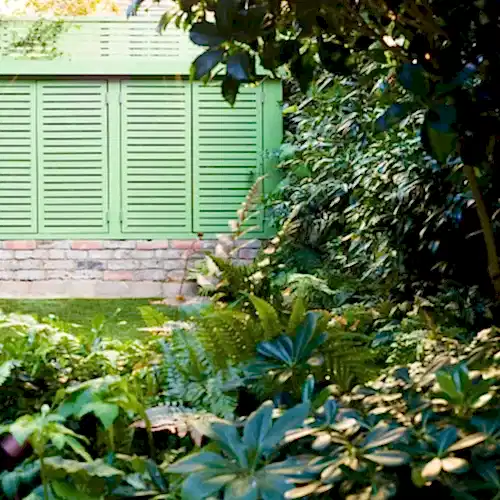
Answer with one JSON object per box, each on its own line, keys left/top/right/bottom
{"left": 0, "top": 18, "right": 283, "bottom": 239}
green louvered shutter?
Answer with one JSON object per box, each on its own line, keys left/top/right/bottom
{"left": 192, "top": 82, "right": 264, "bottom": 234}
{"left": 120, "top": 80, "right": 191, "bottom": 234}
{"left": 0, "top": 80, "right": 37, "bottom": 234}
{"left": 37, "top": 81, "right": 109, "bottom": 234}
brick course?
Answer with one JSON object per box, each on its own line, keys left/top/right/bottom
{"left": 0, "top": 239, "right": 262, "bottom": 297}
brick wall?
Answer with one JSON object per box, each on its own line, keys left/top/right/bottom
{"left": 0, "top": 240, "right": 261, "bottom": 298}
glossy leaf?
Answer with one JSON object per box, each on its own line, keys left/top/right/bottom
{"left": 222, "top": 75, "right": 240, "bottom": 105}
{"left": 193, "top": 49, "right": 224, "bottom": 79}
{"left": 398, "top": 63, "right": 429, "bottom": 97}
{"left": 227, "top": 52, "right": 252, "bottom": 82}
{"left": 242, "top": 401, "right": 274, "bottom": 453}
{"left": 190, "top": 22, "right": 225, "bottom": 47}
{"left": 363, "top": 450, "right": 410, "bottom": 466}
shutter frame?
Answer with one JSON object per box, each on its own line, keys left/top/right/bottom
{"left": 37, "top": 80, "right": 109, "bottom": 235}
{"left": 120, "top": 79, "right": 192, "bottom": 235}
{"left": 192, "top": 82, "right": 264, "bottom": 235}
{"left": 0, "top": 79, "right": 37, "bottom": 235}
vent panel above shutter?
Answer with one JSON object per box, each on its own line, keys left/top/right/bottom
{"left": 0, "top": 80, "right": 37, "bottom": 234}
{"left": 193, "top": 83, "right": 263, "bottom": 234}
{"left": 121, "top": 80, "right": 191, "bottom": 234}
{"left": 38, "top": 81, "right": 109, "bottom": 234}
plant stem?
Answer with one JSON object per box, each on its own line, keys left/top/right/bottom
{"left": 463, "top": 164, "right": 500, "bottom": 299}
{"left": 40, "top": 454, "right": 49, "bottom": 500}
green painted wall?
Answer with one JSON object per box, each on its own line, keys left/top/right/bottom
{"left": 0, "top": 78, "right": 283, "bottom": 239}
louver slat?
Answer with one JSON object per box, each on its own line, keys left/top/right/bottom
{"left": 121, "top": 80, "right": 191, "bottom": 234}
{"left": 38, "top": 81, "right": 109, "bottom": 233}
{"left": 0, "top": 81, "right": 37, "bottom": 233}
{"left": 192, "top": 83, "right": 263, "bottom": 234}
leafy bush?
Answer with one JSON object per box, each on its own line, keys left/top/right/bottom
{"left": 170, "top": 327, "right": 500, "bottom": 499}
{"left": 271, "top": 72, "right": 495, "bottom": 299}
{"left": 0, "top": 312, "right": 161, "bottom": 421}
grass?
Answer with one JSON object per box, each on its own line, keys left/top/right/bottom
{"left": 0, "top": 299, "right": 180, "bottom": 339}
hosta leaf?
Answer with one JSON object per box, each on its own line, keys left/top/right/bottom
{"left": 447, "top": 432, "right": 487, "bottom": 452}
{"left": 421, "top": 457, "right": 442, "bottom": 480}
{"left": 441, "top": 457, "right": 469, "bottom": 474}
{"left": 363, "top": 450, "right": 409, "bottom": 466}
{"left": 243, "top": 401, "right": 273, "bottom": 453}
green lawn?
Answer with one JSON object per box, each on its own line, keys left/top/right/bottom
{"left": 0, "top": 299, "right": 179, "bottom": 339}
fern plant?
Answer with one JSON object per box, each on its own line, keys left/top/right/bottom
{"left": 159, "top": 324, "right": 240, "bottom": 419}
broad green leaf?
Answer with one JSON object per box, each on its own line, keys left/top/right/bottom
{"left": 288, "top": 298, "right": 306, "bottom": 333}
{"left": 146, "top": 459, "right": 168, "bottom": 492}
{"left": 181, "top": 471, "right": 236, "bottom": 500}
{"left": 435, "top": 372, "right": 461, "bottom": 401}
{"left": 227, "top": 52, "right": 252, "bottom": 82}
{"left": 448, "top": 432, "right": 487, "bottom": 452}
{"left": 301, "top": 375, "right": 315, "bottom": 402}
{"left": 441, "top": 457, "right": 469, "bottom": 474}
{"left": 362, "top": 426, "right": 407, "bottom": 450}
{"left": 61, "top": 435, "right": 92, "bottom": 462}
{"left": 44, "top": 457, "right": 124, "bottom": 479}
{"left": 222, "top": 75, "right": 240, "bottom": 106}
{"left": 243, "top": 401, "right": 273, "bottom": 454}
{"left": 398, "top": 63, "right": 429, "bottom": 97}
{"left": 211, "top": 422, "right": 248, "bottom": 468}
{"left": 224, "top": 476, "right": 259, "bottom": 500}
{"left": 435, "top": 427, "right": 458, "bottom": 455}
{"left": 255, "top": 339, "right": 292, "bottom": 362}
{"left": 78, "top": 402, "right": 119, "bottom": 430}
{"left": 189, "top": 21, "right": 225, "bottom": 47}
{"left": 261, "top": 402, "right": 310, "bottom": 453}
{"left": 51, "top": 481, "right": 99, "bottom": 500}
{"left": 193, "top": 49, "right": 224, "bottom": 79}
{"left": 363, "top": 450, "right": 409, "bottom": 466}
{"left": 293, "top": 312, "right": 318, "bottom": 358}
{"left": 169, "top": 452, "right": 232, "bottom": 474}
{"left": 421, "top": 457, "right": 442, "bottom": 480}
{"left": 285, "top": 482, "right": 321, "bottom": 498}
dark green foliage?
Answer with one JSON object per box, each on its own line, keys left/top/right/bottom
{"left": 171, "top": 327, "right": 500, "bottom": 499}
{"left": 168, "top": 400, "right": 311, "bottom": 499}
{"left": 270, "top": 72, "right": 499, "bottom": 300}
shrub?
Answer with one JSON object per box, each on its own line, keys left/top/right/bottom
{"left": 170, "top": 327, "right": 500, "bottom": 499}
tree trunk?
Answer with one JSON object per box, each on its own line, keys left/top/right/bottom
{"left": 463, "top": 164, "right": 500, "bottom": 298}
